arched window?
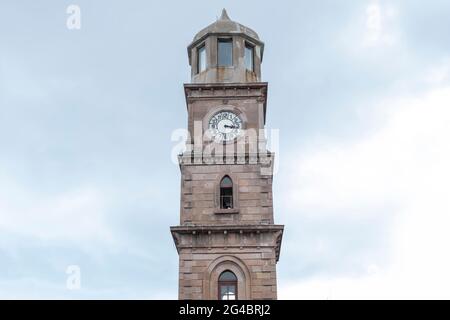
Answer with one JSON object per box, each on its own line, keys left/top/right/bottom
{"left": 220, "top": 176, "right": 233, "bottom": 209}
{"left": 218, "top": 270, "right": 237, "bottom": 300}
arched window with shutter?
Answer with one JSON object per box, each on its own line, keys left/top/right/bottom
{"left": 220, "top": 176, "right": 233, "bottom": 209}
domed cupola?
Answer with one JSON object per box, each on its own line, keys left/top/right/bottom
{"left": 187, "top": 9, "right": 264, "bottom": 83}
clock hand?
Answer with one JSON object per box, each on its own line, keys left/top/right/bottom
{"left": 224, "top": 124, "right": 239, "bottom": 129}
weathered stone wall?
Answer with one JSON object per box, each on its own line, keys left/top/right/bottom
{"left": 178, "top": 247, "right": 278, "bottom": 300}
{"left": 185, "top": 83, "right": 267, "bottom": 144}
{"left": 180, "top": 163, "right": 273, "bottom": 226}
{"left": 172, "top": 225, "right": 282, "bottom": 300}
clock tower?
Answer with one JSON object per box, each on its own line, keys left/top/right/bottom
{"left": 170, "top": 9, "right": 284, "bottom": 300}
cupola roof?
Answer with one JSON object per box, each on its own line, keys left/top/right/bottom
{"left": 192, "top": 9, "right": 260, "bottom": 44}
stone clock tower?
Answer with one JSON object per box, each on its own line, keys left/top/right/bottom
{"left": 170, "top": 9, "right": 284, "bottom": 300}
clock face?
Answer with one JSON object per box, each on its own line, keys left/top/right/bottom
{"left": 208, "top": 111, "right": 243, "bottom": 142}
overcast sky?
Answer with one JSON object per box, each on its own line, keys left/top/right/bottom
{"left": 1, "top": 0, "right": 450, "bottom": 299}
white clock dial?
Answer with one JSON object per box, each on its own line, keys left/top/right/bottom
{"left": 208, "top": 111, "right": 243, "bottom": 142}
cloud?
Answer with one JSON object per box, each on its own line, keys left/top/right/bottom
{"left": 280, "top": 68, "right": 450, "bottom": 298}
{"left": 425, "top": 58, "right": 450, "bottom": 85}
{"left": 0, "top": 175, "right": 114, "bottom": 245}
{"left": 1, "top": 0, "right": 450, "bottom": 299}
{"left": 337, "top": 1, "right": 398, "bottom": 51}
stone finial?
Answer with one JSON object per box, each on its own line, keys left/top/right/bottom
{"left": 220, "top": 8, "right": 231, "bottom": 21}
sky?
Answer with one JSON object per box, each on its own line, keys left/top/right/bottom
{"left": 1, "top": 0, "right": 450, "bottom": 299}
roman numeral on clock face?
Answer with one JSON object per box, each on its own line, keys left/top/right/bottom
{"left": 208, "top": 110, "right": 243, "bottom": 142}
